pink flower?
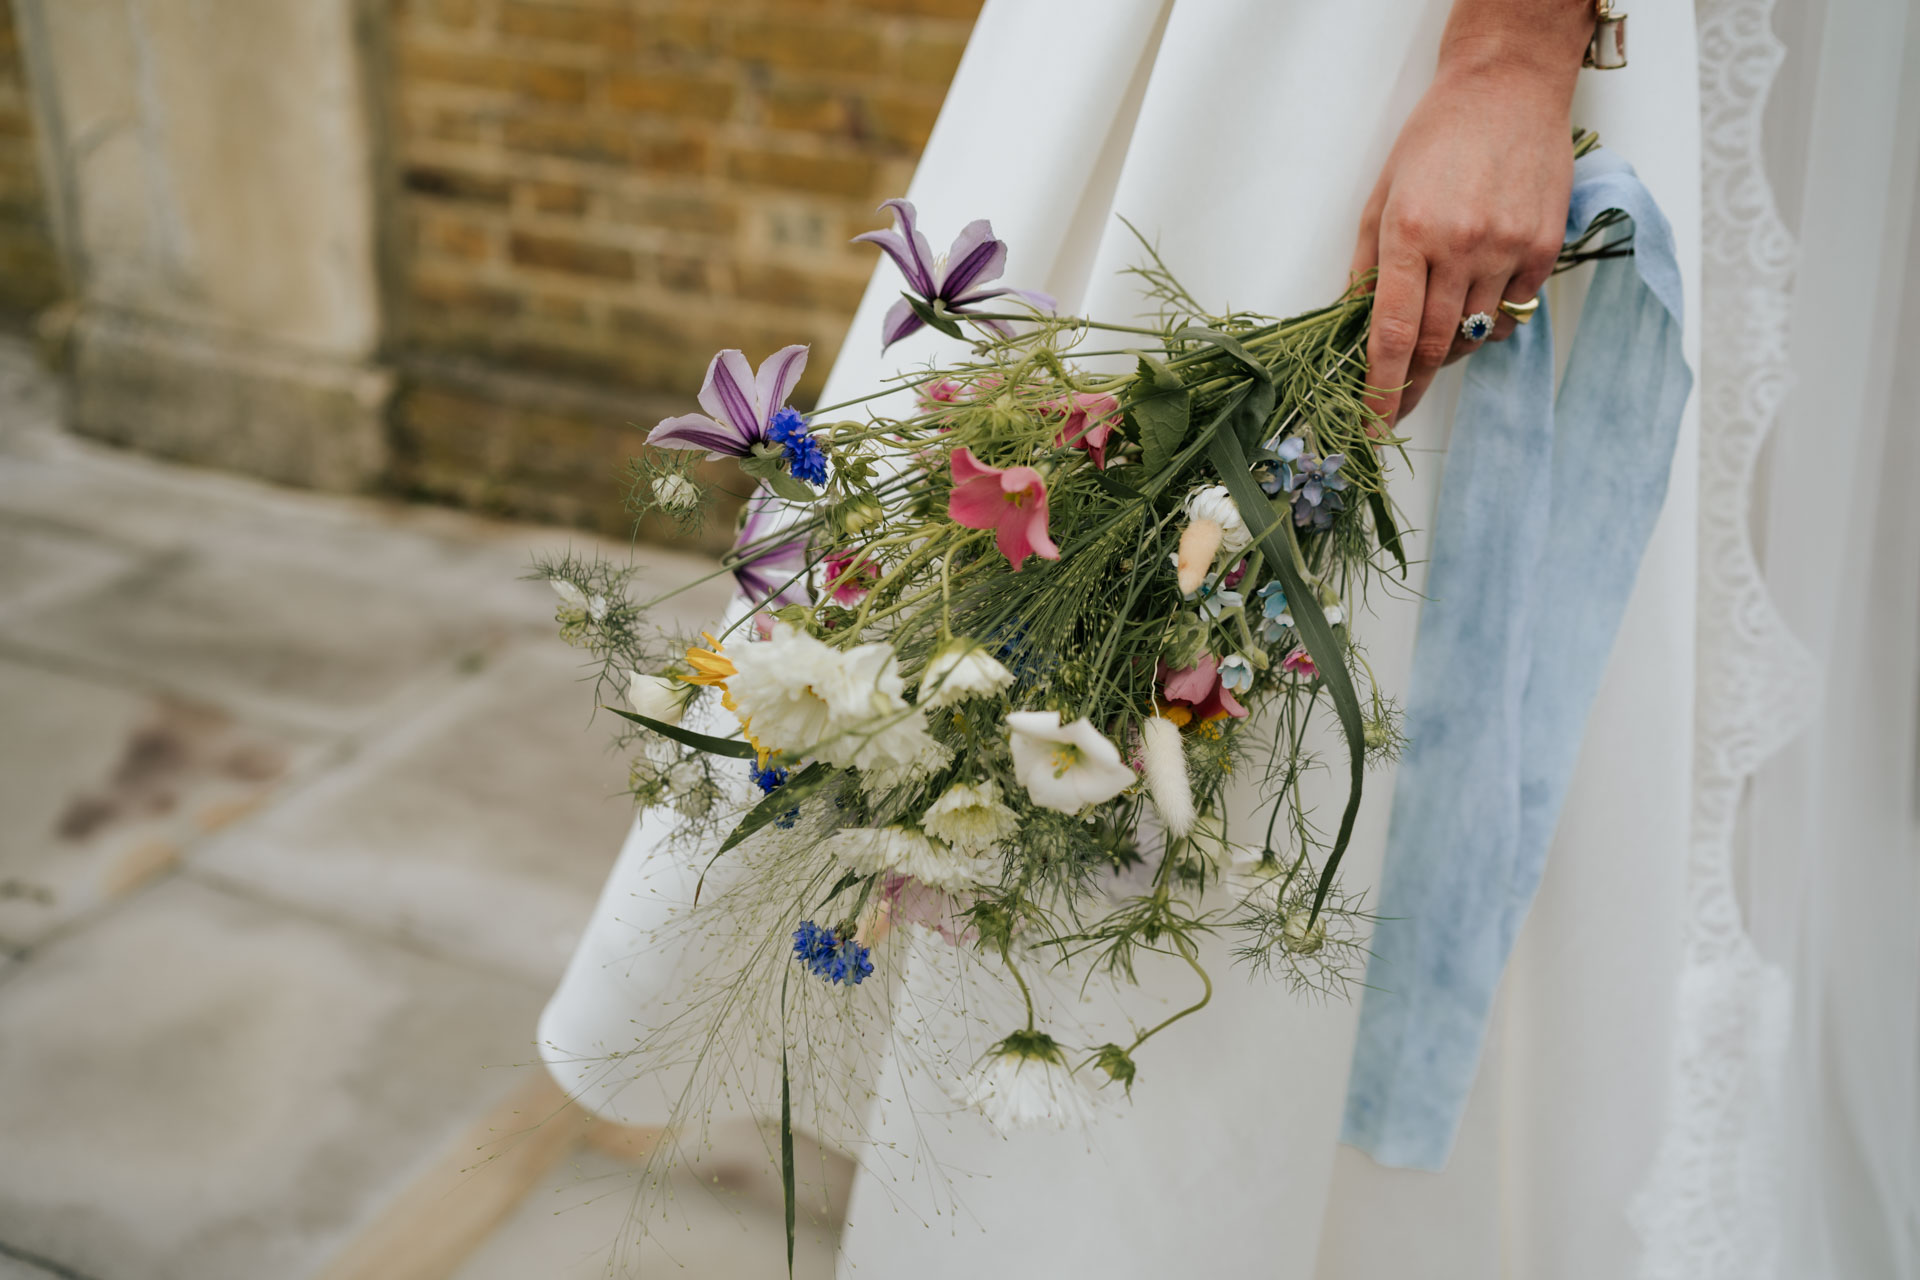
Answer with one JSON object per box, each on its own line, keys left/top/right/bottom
{"left": 947, "top": 447, "right": 1060, "bottom": 571}
{"left": 881, "top": 873, "right": 973, "bottom": 945}
{"left": 1281, "top": 647, "right": 1318, "bottom": 678}
{"left": 823, "top": 550, "right": 878, "bottom": 604}
{"left": 1048, "top": 392, "right": 1120, "bottom": 469}
{"left": 1159, "top": 655, "right": 1248, "bottom": 722}
{"left": 916, "top": 378, "right": 968, "bottom": 409}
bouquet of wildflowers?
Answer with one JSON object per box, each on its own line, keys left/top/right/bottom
{"left": 541, "top": 179, "right": 1620, "bottom": 1261}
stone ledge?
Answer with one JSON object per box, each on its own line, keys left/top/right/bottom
{"left": 67, "top": 310, "right": 393, "bottom": 493}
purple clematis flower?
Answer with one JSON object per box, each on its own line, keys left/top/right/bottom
{"left": 729, "top": 488, "right": 809, "bottom": 608}
{"left": 854, "top": 198, "right": 1052, "bottom": 350}
{"left": 647, "top": 345, "right": 810, "bottom": 457}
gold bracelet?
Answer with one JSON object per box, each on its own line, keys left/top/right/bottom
{"left": 1584, "top": 0, "right": 1628, "bottom": 69}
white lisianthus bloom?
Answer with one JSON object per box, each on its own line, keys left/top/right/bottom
{"left": 1183, "top": 483, "right": 1252, "bottom": 554}
{"left": 825, "top": 826, "right": 992, "bottom": 891}
{"left": 918, "top": 640, "right": 1014, "bottom": 709}
{"left": 1006, "top": 711, "right": 1137, "bottom": 814}
{"left": 652, "top": 473, "right": 700, "bottom": 512}
{"left": 726, "top": 622, "right": 845, "bottom": 753}
{"left": 623, "top": 669, "right": 690, "bottom": 725}
{"left": 958, "top": 1034, "right": 1101, "bottom": 1132}
{"left": 922, "top": 781, "right": 1019, "bottom": 856}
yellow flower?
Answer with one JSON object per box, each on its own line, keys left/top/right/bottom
{"left": 680, "top": 633, "right": 736, "bottom": 686}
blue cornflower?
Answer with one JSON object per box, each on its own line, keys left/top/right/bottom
{"left": 750, "top": 761, "right": 789, "bottom": 794}
{"left": 792, "top": 920, "right": 873, "bottom": 985}
{"left": 767, "top": 407, "right": 828, "bottom": 487}
{"left": 1257, "top": 580, "right": 1294, "bottom": 644}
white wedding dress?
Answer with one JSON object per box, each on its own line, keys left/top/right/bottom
{"left": 542, "top": 2, "right": 1706, "bottom": 1276}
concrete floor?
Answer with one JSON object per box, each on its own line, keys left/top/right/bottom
{"left": 0, "top": 339, "right": 836, "bottom": 1279}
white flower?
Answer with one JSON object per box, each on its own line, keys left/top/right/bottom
{"left": 1137, "top": 716, "right": 1194, "bottom": 837}
{"left": 550, "top": 578, "right": 608, "bottom": 621}
{"left": 652, "top": 473, "right": 700, "bottom": 511}
{"left": 1324, "top": 602, "right": 1346, "bottom": 626}
{"left": 959, "top": 1037, "right": 1101, "bottom": 1132}
{"left": 849, "top": 714, "right": 951, "bottom": 794}
{"left": 922, "top": 781, "right": 1019, "bottom": 855}
{"left": 726, "top": 623, "right": 845, "bottom": 753}
{"left": 1006, "top": 711, "right": 1137, "bottom": 814}
{"left": 825, "top": 825, "right": 992, "bottom": 891}
{"left": 918, "top": 640, "right": 1014, "bottom": 709}
{"left": 624, "top": 669, "right": 690, "bottom": 725}
{"left": 1184, "top": 484, "right": 1251, "bottom": 554}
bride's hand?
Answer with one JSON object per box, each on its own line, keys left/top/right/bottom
{"left": 1351, "top": 4, "right": 1595, "bottom": 427}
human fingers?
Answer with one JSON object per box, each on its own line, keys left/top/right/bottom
{"left": 1362, "top": 233, "right": 1428, "bottom": 427}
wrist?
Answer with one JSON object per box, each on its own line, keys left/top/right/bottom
{"left": 1435, "top": 3, "right": 1591, "bottom": 103}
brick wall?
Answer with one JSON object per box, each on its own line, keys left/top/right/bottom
{"left": 0, "top": 0, "right": 60, "bottom": 319}
{"left": 386, "top": 0, "right": 983, "bottom": 543}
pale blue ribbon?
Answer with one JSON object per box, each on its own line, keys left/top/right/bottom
{"left": 1340, "top": 149, "right": 1692, "bottom": 1170}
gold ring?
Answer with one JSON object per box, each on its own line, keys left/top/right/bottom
{"left": 1498, "top": 297, "right": 1541, "bottom": 325}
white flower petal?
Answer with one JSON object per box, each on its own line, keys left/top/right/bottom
{"left": 1007, "top": 711, "right": 1136, "bottom": 814}
{"left": 826, "top": 826, "right": 991, "bottom": 891}
{"left": 922, "top": 781, "right": 1019, "bottom": 855}
{"left": 919, "top": 641, "right": 1014, "bottom": 708}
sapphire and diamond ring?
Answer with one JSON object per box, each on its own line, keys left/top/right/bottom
{"left": 1460, "top": 311, "right": 1495, "bottom": 342}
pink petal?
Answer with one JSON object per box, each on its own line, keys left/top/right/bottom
{"left": 948, "top": 475, "right": 1006, "bottom": 531}
{"left": 1162, "top": 655, "right": 1221, "bottom": 705}
{"left": 949, "top": 446, "right": 999, "bottom": 487}
{"left": 753, "top": 344, "right": 809, "bottom": 421}
{"left": 697, "top": 350, "right": 760, "bottom": 438}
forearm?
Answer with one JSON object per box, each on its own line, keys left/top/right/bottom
{"left": 1436, "top": 0, "right": 1591, "bottom": 105}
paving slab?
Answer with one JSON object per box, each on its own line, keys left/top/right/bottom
{"left": 0, "top": 1251, "right": 69, "bottom": 1280}
{"left": 0, "top": 515, "right": 144, "bottom": 629}
{"left": 0, "top": 876, "right": 548, "bottom": 1280}
{"left": 0, "top": 540, "right": 522, "bottom": 735}
{"left": 450, "top": 1140, "right": 840, "bottom": 1280}
{"left": 194, "top": 640, "right": 641, "bottom": 983}
{"left": 0, "top": 658, "right": 312, "bottom": 949}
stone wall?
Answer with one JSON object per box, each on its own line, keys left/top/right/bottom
{"left": 0, "top": 0, "right": 59, "bottom": 317}
{"left": 2, "top": 0, "right": 982, "bottom": 544}
{"left": 385, "top": 0, "right": 982, "bottom": 540}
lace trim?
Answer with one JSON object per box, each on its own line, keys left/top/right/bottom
{"left": 1627, "top": 1, "right": 1814, "bottom": 1274}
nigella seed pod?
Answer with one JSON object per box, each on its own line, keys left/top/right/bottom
{"left": 1281, "top": 908, "right": 1328, "bottom": 955}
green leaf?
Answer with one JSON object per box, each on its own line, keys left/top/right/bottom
{"left": 1224, "top": 377, "right": 1277, "bottom": 452}
{"left": 762, "top": 471, "right": 820, "bottom": 503}
{"left": 602, "top": 706, "right": 756, "bottom": 758}
{"left": 1128, "top": 384, "right": 1191, "bottom": 475}
{"left": 779, "top": 968, "right": 797, "bottom": 1278}
{"left": 1369, "top": 490, "right": 1408, "bottom": 577}
{"left": 717, "top": 761, "right": 834, "bottom": 855}
{"left": 1090, "top": 468, "right": 1142, "bottom": 500}
{"left": 904, "top": 292, "right": 965, "bottom": 340}
{"left": 1131, "top": 350, "right": 1184, "bottom": 392}
{"left": 1205, "top": 430, "right": 1366, "bottom": 924}
{"left": 1175, "top": 326, "right": 1274, "bottom": 384}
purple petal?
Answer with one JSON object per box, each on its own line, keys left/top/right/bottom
{"left": 697, "top": 350, "right": 762, "bottom": 443}
{"left": 879, "top": 297, "right": 925, "bottom": 351}
{"left": 753, "top": 344, "right": 809, "bottom": 425}
{"left": 1007, "top": 286, "right": 1056, "bottom": 314}
{"left": 968, "top": 316, "right": 1017, "bottom": 340}
{"left": 852, "top": 199, "right": 936, "bottom": 295}
{"left": 733, "top": 537, "right": 809, "bottom": 606}
{"left": 937, "top": 219, "right": 1006, "bottom": 297}
{"left": 648, "top": 412, "right": 748, "bottom": 457}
